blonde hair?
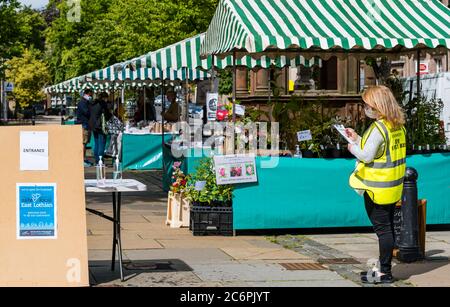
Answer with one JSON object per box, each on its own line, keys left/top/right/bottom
{"left": 362, "top": 85, "right": 405, "bottom": 128}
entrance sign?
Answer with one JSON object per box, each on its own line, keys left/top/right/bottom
{"left": 17, "top": 184, "right": 57, "bottom": 240}
{"left": 20, "top": 131, "right": 49, "bottom": 171}
{"left": 214, "top": 154, "right": 258, "bottom": 185}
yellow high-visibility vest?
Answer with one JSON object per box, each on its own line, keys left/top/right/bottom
{"left": 349, "top": 119, "right": 407, "bottom": 205}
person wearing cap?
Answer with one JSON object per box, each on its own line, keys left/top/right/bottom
{"left": 76, "top": 89, "right": 93, "bottom": 167}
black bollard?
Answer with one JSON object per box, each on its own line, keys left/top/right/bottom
{"left": 61, "top": 116, "right": 65, "bottom": 125}
{"left": 398, "top": 167, "right": 423, "bottom": 263}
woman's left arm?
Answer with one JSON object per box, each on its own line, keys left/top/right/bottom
{"left": 349, "top": 129, "right": 384, "bottom": 163}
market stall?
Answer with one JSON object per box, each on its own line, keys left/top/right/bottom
{"left": 165, "top": 151, "right": 450, "bottom": 230}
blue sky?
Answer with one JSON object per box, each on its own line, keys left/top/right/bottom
{"left": 19, "top": 0, "right": 48, "bottom": 9}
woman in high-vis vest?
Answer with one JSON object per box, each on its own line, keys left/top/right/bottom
{"left": 346, "top": 86, "right": 407, "bottom": 284}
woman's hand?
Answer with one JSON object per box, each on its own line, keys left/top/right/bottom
{"left": 345, "top": 128, "right": 359, "bottom": 143}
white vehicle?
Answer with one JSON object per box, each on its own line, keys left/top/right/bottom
{"left": 402, "top": 72, "right": 450, "bottom": 145}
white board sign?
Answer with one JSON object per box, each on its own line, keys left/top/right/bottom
{"left": 20, "top": 131, "right": 49, "bottom": 171}
{"left": 297, "top": 130, "right": 313, "bottom": 142}
{"left": 213, "top": 155, "right": 258, "bottom": 185}
{"left": 206, "top": 92, "right": 219, "bottom": 121}
{"left": 235, "top": 104, "right": 246, "bottom": 116}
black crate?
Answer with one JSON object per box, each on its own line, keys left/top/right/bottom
{"left": 190, "top": 206, "right": 233, "bottom": 236}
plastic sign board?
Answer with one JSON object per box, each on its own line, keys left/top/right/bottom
{"left": 235, "top": 104, "right": 246, "bottom": 116}
{"left": 297, "top": 130, "right": 313, "bottom": 142}
{"left": 16, "top": 184, "right": 57, "bottom": 240}
{"left": 20, "top": 131, "right": 49, "bottom": 171}
{"left": 206, "top": 92, "right": 218, "bottom": 121}
{"left": 214, "top": 154, "right": 258, "bottom": 185}
{"left": 5, "top": 82, "right": 14, "bottom": 92}
{"left": 415, "top": 61, "right": 429, "bottom": 75}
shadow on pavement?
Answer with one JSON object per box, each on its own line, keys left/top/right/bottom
{"left": 89, "top": 259, "right": 193, "bottom": 286}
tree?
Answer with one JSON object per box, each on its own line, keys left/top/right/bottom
{"left": 5, "top": 49, "right": 51, "bottom": 109}
{"left": 44, "top": 0, "right": 220, "bottom": 82}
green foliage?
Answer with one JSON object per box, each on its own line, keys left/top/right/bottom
{"left": 5, "top": 49, "right": 51, "bottom": 108}
{"left": 45, "top": 0, "right": 219, "bottom": 83}
{"left": 403, "top": 96, "right": 446, "bottom": 147}
{"left": 0, "top": 0, "right": 46, "bottom": 77}
{"left": 185, "top": 158, "right": 233, "bottom": 206}
{"left": 218, "top": 69, "right": 233, "bottom": 96}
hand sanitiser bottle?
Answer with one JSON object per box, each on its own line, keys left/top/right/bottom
{"left": 113, "top": 155, "right": 122, "bottom": 184}
{"left": 294, "top": 145, "right": 302, "bottom": 158}
{"left": 96, "top": 156, "right": 106, "bottom": 187}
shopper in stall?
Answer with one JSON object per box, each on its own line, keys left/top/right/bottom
{"left": 89, "top": 92, "right": 109, "bottom": 165}
{"left": 162, "top": 89, "right": 180, "bottom": 122}
{"left": 346, "top": 85, "right": 407, "bottom": 285}
{"left": 76, "top": 89, "right": 93, "bottom": 167}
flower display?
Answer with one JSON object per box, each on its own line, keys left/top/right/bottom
{"left": 230, "top": 166, "right": 243, "bottom": 178}
{"left": 170, "top": 162, "right": 188, "bottom": 194}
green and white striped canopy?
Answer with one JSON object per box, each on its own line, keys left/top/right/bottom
{"left": 123, "top": 33, "right": 321, "bottom": 71}
{"left": 86, "top": 66, "right": 209, "bottom": 82}
{"left": 201, "top": 0, "right": 450, "bottom": 56}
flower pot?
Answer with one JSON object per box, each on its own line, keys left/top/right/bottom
{"left": 166, "top": 192, "right": 190, "bottom": 228}
{"left": 332, "top": 148, "right": 341, "bottom": 159}
{"left": 303, "top": 150, "right": 315, "bottom": 158}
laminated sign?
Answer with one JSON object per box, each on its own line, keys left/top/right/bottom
{"left": 214, "top": 155, "right": 258, "bottom": 185}
{"left": 16, "top": 184, "right": 57, "bottom": 240}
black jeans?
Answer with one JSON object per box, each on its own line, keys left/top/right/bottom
{"left": 364, "top": 193, "right": 396, "bottom": 275}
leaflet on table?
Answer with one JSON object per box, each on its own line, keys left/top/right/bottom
{"left": 333, "top": 125, "right": 357, "bottom": 145}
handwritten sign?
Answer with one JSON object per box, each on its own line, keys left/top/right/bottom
{"left": 297, "top": 130, "right": 313, "bottom": 142}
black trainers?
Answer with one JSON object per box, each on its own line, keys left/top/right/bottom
{"left": 361, "top": 272, "right": 395, "bottom": 284}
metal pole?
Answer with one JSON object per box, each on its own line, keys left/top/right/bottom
{"left": 143, "top": 85, "right": 147, "bottom": 121}
{"left": 232, "top": 50, "right": 237, "bottom": 123}
{"left": 211, "top": 55, "right": 216, "bottom": 93}
{"left": 416, "top": 49, "right": 421, "bottom": 98}
{"left": 268, "top": 68, "right": 271, "bottom": 104}
{"left": 0, "top": 79, "right": 4, "bottom": 121}
{"left": 185, "top": 67, "right": 189, "bottom": 123}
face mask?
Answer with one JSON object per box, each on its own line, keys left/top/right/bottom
{"left": 364, "top": 105, "right": 378, "bottom": 119}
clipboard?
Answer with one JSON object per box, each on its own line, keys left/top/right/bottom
{"left": 334, "top": 124, "right": 357, "bottom": 145}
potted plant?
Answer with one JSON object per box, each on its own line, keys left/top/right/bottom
{"left": 185, "top": 158, "right": 234, "bottom": 236}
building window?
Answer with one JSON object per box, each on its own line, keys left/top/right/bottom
{"left": 294, "top": 56, "right": 338, "bottom": 91}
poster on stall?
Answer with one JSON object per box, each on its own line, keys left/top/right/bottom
{"left": 17, "top": 184, "right": 57, "bottom": 240}
{"left": 206, "top": 92, "right": 219, "bottom": 121}
{"left": 214, "top": 155, "right": 258, "bottom": 185}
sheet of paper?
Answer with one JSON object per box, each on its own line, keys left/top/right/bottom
{"left": 333, "top": 125, "right": 357, "bottom": 145}
{"left": 20, "top": 131, "right": 49, "bottom": 171}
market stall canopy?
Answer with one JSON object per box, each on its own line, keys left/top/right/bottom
{"left": 122, "top": 32, "right": 322, "bottom": 71}
{"left": 86, "top": 66, "right": 209, "bottom": 83}
{"left": 200, "top": 0, "right": 450, "bottom": 58}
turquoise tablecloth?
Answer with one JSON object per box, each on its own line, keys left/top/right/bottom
{"left": 122, "top": 133, "right": 172, "bottom": 170}
{"left": 164, "top": 152, "right": 450, "bottom": 230}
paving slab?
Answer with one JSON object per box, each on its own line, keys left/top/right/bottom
{"left": 124, "top": 248, "right": 234, "bottom": 265}
{"left": 156, "top": 239, "right": 256, "bottom": 249}
{"left": 393, "top": 262, "right": 450, "bottom": 287}
{"left": 306, "top": 236, "right": 378, "bottom": 245}
{"left": 248, "top": 280, "right": 359, "bottom": 287}
{"left": 190, "top": 263, "right": 348, "bottom": 282}
{"left": 221, "top": 247, "right": 310, "bottom": 261}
